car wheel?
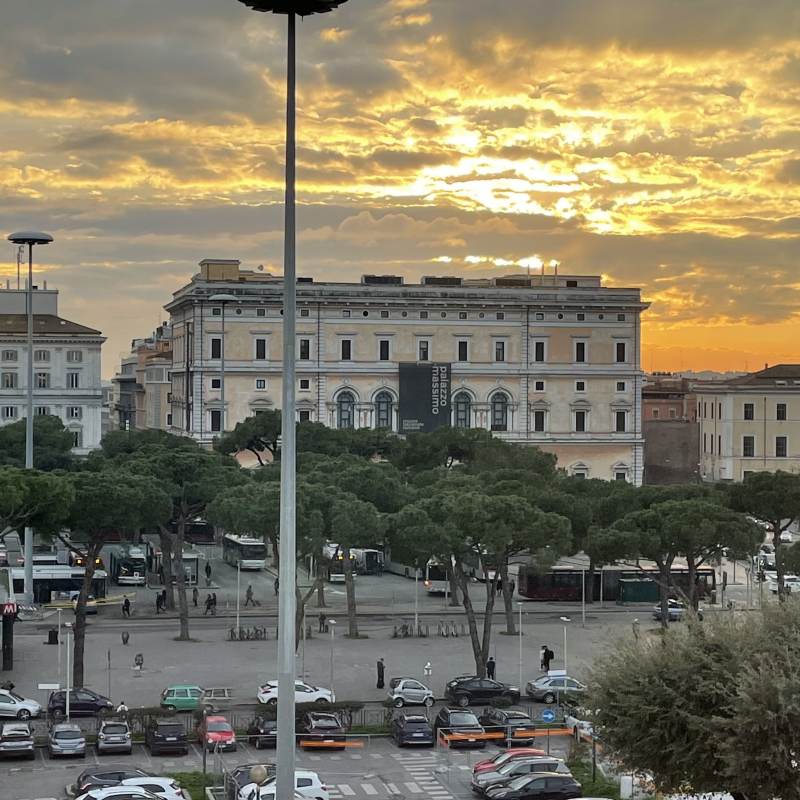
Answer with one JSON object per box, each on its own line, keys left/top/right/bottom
{"left": 267, "top": 698, "right": 278, "bottom": 707}
{"left": 424, "top": 696, "right": 434, "bottom": 708}
{"left": 393, "top": 697, "right": 404, "bottom": 708}
{"left": 97, "top": 707, "right": 109, "bottom": 718}
{"left": 164, "top": 705, "right": 177, "bottom": 713}
{"left": 16, "top": 709, "right": 31, "bottom": 720}
{"left": 457, "top": 695, "right": 469, "bottom": 707}
{"left": 315, "top": 698, "right": 330, "bottom": 707}
{"left": 543, "top": 692, "right": 555, "bottom": 704}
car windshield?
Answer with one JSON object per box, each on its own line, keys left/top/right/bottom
{"left": 55, "top": 730, "right": 83, "bottom": 740}
{"left": 506, "top": 717, "right": 533, "bottom": 727}
{"left": 158, "top": 725, "right": 183, "bottom": 735}
{"left": 2, "top": 730, "right": 29, "bottom": 739}
{"left": 312, "top": 717, "right": 340, "bottom": 729}
{"left": 207, "top": 722, "right": 231, "bottom": 732}
{"left": 449, "top": 713, "right": 479, "bottom": 726}
{"left": 404, "top": 719, "right": 430, "bottom": 728}
{"left": 6, "top": 691, "right": 26, "bottom": 702}
{"left": 103, "top": 724, "right": 128, "bottom": 735}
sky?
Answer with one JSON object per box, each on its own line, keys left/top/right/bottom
{"left": 0, "top": 0, "right": 798, "bottom": 378}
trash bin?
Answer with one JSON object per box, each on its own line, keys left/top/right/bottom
{"left": 47, "top": 629, "right": 59, "bottom": 645}
{"left": 710, "top": 589, "right": 717, "bottom": 605}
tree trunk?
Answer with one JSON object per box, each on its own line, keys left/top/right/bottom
{"left": 455, "top": 560, "right": 485, "bottom": 676}
{"left": 315, "top": 559, "right": 327, "bottom": 608}
{"left": 72, "top": 543, "right": 100, "bottom": 689}
{"left": 773, "top": 523, "right": 786, "bottom": 602}
{"left": 296, "top": 580, "right": 319, "bottom": 650}
{"left": 499, "top": 559, "right": 516, "bottom": 635}
{"left": 271, "top": 536, "right": 279, "bottom": 572}
{"left": 343, "top": 551, "right": 359, "bottom": 637}
{"left": 686, "top": 555, "right": 698, "bottom": 609}
{"left": 174, "top": 517, "right": 190, "bottom": 641}
{"left": 658, "top": 561, "right": 672, "bottom": 630}
{"left": 447, "top": 566, "right": 460, "bottom": 606}
{"left": 158, "top": 526, "right": 175, "bottom": 610}
{"left": 480, "top": 568, "right": 497, "bottom": 669}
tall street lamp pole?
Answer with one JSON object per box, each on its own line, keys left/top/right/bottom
{"left": 233, "top": 5, "right": 349, "bottom": 800}
{"left": 560, "top": 615, "right": 571, "bottom": 673}
{"left": 517, "top": 602, "right": 523, "bottom": 693}
{"left": 329, "top": 619, "right": 337, "bottom": 695}
{"left": 7, "top": 231, "right": 53, "bottom": 606}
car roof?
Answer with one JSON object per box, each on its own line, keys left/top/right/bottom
{"left": 205, "top": 715, "right": 228, "bottom": 722}
{"left": 400, "top": 714, "right": 429, "bottom": 722}
{"left": 164, "top": 684, "right": 202, "bottom": 690}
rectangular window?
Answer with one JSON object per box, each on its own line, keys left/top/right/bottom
{"left": 615, "top": 471, "right": 627, "bottom": 481}
{"left": 710, "top": 435, "right": 714, "bottom": 454}
{"left": 718, "top": 402, "right": 722, "bottom": 418}
{"left": 718, "top": 434, "right": 721, "bottom": 454}
{"left": 35, "top": 406, "right": 50, "bottom": 416}
{"left": 210, "top": 338, "right": 222, "bottom": 359}
{"left": 255, "top": 379, "right": 266, "bottom": 390}
{"left": 379, "top": 340, "right": 390, "bottom": 361}
{"left": 534, "top": 341, "right": 545, "bottom": 362}
{"left": 458, "top": 341, "right": 468, "bottom": 362}
{"left": 211, "top": 378, "right": 221, "bottom": 389}
{"left": 299, "top": 410, "right": 311, "bottom": 423}
{"left": 2, "top": 407, "right": 17, "bottom": 420}
{"left": 535, "top": 312, "right": 544, "bottom": 320}
{"left": 617, "top": 313, "right": 626, "bottom": 322}
{"left": 494, "top": 341, "right": 506, "bottom": 362}
{"left": 575, "top": 341, "right": 586, "bottom": 363}
{"left": 743, "top": 435, "right": 755, "bottom": 457}
{"left": 67, "top": 406, "right": 82, "bottom": 419}
{"left": 341, "top": 340, "right": 352, "bottom": 361}
{"left": 496, "top": 312, "right": 505, "bottom": 320}
{"left": 299, "top": 339, "right": 310, "bottom": 360}
{"left": 776, "top": 436, "right": 788, "bottom": 458}
{"left": 37, "top": 372, "right": 51, "bottom": 389}
{"left": 419, "top": 311, "right": 428, "bottom": 319}
{"left": 210, "top": 410, "right": 222, "bottom": 432}
{"left": 299, "top": 379, "right": 310, "bottom": 390}
{"left": 212, "top": 307, "right": 222, "bottom": 317}
{"left": 34, "top": 349, "right": 49, "bottom": 362}
{"left": 534, "top": 380, "right": 545, "bottom": 392}
{"left": 616, "top": 381, "right": 626, "bottom": 392}
{"left": 704, "top": 402, "right": 707, "bottom": 418}
{"left": 577, "top": 313, "right": 585, "bottom": 321}
{"left": 576, "top": 381, "right": 586, "bottom": 392}
{"left": 777, "top": 403, "right": 787, "bottom": 421}
{"left": 418, "top": 341, "right": 430, "bottom": 361}
{"left": 615, "top": 411, "right": 627, "bottom": 432}
{"left": 300, "top": 309, "right": 310, "bottom": 317}
{"left": 669, "top": 408, "right": 677, "bottom": 419}
{"left": 703, "top": 433, "right": 707, "bottom": 453}
{"left": 342, "top": 310, "right": 351, "bottom": 318}
{"left": 711, "top": 403, "right": 715, "bottom": 419}
{"left": 66, "top": 350, "right": 83, "bottom": 363}
{"left": 66, "top": 371, "right": 79, "bottom": 389}
{"left": 615, "top": 342, "right": 627, "bottom": 363}
{"left": 574, "top": 410, "right": 586, "bottom": 432}
{"left": 652, "top": 408, "right": 660, "bottom": 419}
{"left": 744, "top": 403, "right": 754, "bottom": 420}
{"left": 1, "top": 350, "right": 17, "bottom": 362}
{"left": 459, "top": 312, "right": 468, "bottom": 320}
{"left": 256, "top": 308, "right": 266, "bottom": 317}
{"left": 381, "top": 310, "right": 389, "bottom": 318}
{"left": 533, "top": 410, "right": 546, "bottom": 432}
{"left": 255, "top": 338, "right": 267, "bottom": 360}
{"left": 1, "top": 372, "right": 18, "bottom": 389}
{"left": 166, "top": 413, "right": 173, "bottom": 426}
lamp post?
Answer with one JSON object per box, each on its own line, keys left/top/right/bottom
{"left": 232, "top": 4, "right": 349, "bottom": 799}
{"left": 7, "top": 230, "right": 53, "bottom": 606}
{"left": 559, "top": 616, "right": 571, "bottom": 673}
{"left": 64, "top": 621, "right": 73, "bottom": 720}
{"left": 208, "top": 293, "right": 237, "bottom": 434}
{"left": 517, "top": 602, "right": 523, "bottom": 694}
{"left": 57, "top": 607, "right": 63, "bottom": 687}
{"left": 329, "top": 619, "right": 336, "bottom": 696}
{"left": 414, "top": 565, "right": 419, "bottom": 636}
{"left": 235, "top": 560, "right": 241, "bottom": 633}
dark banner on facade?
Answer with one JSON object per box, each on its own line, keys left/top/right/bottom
{"left": 399, "top": 362, "right": 451, "bottom": 434}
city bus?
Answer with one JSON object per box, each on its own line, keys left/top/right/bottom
{"left": 222, "top": 534, "right": 268, "bottom": 570}
{"left": 351, "top": 548, "right": 384, "bottom": 575}
{"left": 145, "top": 542, "right": 201, "bottom": 586}
{"left": 108, "top": 545, "right": 148, "bottom": 585}
{"left": 323, "top": 543, "right": 355, "bottom": 584}
{"left": 11, "top": 566, "right": 108, "bottom": 604}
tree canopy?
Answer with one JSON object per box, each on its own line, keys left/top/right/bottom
{"left": 0, "top": 416, "right": 75, "bottom": 471}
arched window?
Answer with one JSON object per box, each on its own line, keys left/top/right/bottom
{"left": 490, "top": 392, "right": 509, "bottom": 431}
{"left": 375, "top": 391, "right": 393, "bottom": 429}
{"left": 337, "top": 391, "right": 355, "bottom": 429}
{"left": 453, "top": 392, "right": 472, "bottom": 429}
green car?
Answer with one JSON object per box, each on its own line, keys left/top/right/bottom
{"left": 160, "top": 685, "right": 203, "bottom": 712}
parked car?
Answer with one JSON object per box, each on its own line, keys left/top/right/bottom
{"left": 117, "top": 777, "right": 189, "bottom": 800}
{"left": 472, "top": 756, "right": 571, "bottom": 796}
{"left": 48, "top": 688, "right": 114, "bottom": 717}
{"left": 433, "top": 707, "right": 486, "bottom": 748}
{"left": 145, "top": 718, "right": 189, "bottom": 755}
{"left": 0, "top": 721, "right": 35, "bottom": 759}
{"left": 247, "top": 717, "right": 278, "bottom": 749}
{"left": 48, "top": 721, "right": 87, "bottom": 757}
{"left": 257, "top": 680, "right": 334, "bottom": 706}
{"left": 0, "top": 688, "right": 41, "bottom": 720}
{"left": 227, "top": 763, "right": 276, "bottom": 800}
{"left": 198, "top": 714, "right": 236, "bottom": 752}
{"left": 69, "top": 767, "right": 155, "bottom": 797}
{"left": 473, "top": 748, "right": 548, "bottom": 776}
{"left": 484, "top": 772, "right": 582, "bottom": 800}
{"left": 201, "top": 687, "right": 233, "bottom": 712}
{"left": 96, "top": 720, "right": 133, "bottom": 755}
{"left": 71, "top": 592, "right": 99, "bottom": 614}
{"left": 297, "top": 711, "right": 346, "bottom": 749}
{"left": 478, "top": 708, "right": 537, "bottom": 747}
{"left": 769, "top": 574, "right": 800, "bottom": 594}
{"left": 525, "top": 675, "right": 586, "bottom": 704}
{"left": 445, "top": 676, "right": 520, "bottom": 706}
{"left": 75, "top": 789, "right": 160, "bottom": 800}
{"left": 387, "top": 677, "right": 435, "bottom": 708}
{"left": 160, "top": 685, "right": 204, "bottom": 712}
{"left": 651, "top": 599, "right": 704, "bottom": 622}
{"left": 390, "top": 712, "right": 434, "bottom": 746}
{"left": 238, "top": 770, "right": 329, "bottom": 800}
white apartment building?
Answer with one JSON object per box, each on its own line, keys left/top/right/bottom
{"left": 697, "top": 364, "right": 800, "bottom": 481}
{"left": 0, "top": 286, "right": 105, "bottom": 454}
{"left": 166, "top": 259, "right": 649, "bottom": 483}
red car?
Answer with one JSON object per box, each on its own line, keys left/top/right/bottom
{"left": 473, "top": 747, "right": 547, "bottom": 775}
{"left": 198, "top": 715, "right": 237, "bottom": 752}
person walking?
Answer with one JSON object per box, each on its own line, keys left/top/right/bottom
{"left": 274, "top": 577, "right": 279, "bottom": 596}
{"left": 211, "top": 592, "right": 217, "bottom": 615}
{"left": 192, "top": 587, "right": 199, "bottom": 607}
{"left": 376, "top": 657, "right": 386, "bottom": 689}
{"left": 543, "top": 646, "right": 554, "bottom": 672}
{"left": 540, "top": 645, "right": 547, "bottom": 671}
{"left": 486, "top": 656, "right": 496, "bottom": 680}
{"left": 318, "top": 612, "right": 327, "bottom": 633}
{"left": 204, "top": 594, "right": 213, "bottom": 616}
{"left": 205, "top": 561, "right": 212, "bottom": 586}
{"left": 122, "top": 597, "right": 131, "bottom": 618}
{"left": 115, "top": 701, "right": 128, "bottom": 720}
{"left": 155, "top": 593, "right": 162, "bottom": 614}
{"left": 160, "top": 589, "right": 167, "bottom": 612}
{"left": 245, "top": 584, "right": 255, "bottom": 607}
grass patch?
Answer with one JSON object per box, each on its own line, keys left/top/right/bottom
{"left": 567, "top": 745, "right": 620, "bottom": 800}
{"left": 168, "top": 771, "right": 222, "bottom": 798}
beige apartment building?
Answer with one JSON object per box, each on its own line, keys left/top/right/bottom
{"left": 697, "top": 364, "right": 800, "bottom": 481}
{"left": 166, "top": 259, "right": 649, "bottom": 483}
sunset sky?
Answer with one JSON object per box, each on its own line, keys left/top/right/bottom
{"left": 1, "top": 0, "right": 798, "bottom": 377}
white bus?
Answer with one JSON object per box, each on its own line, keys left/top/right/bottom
{"left": 222, "top": 534, "right": 268, "bottom": 570}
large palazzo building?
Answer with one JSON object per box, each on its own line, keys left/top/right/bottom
{"left": 166, "top": 259, "right": 649, "bottom": 484}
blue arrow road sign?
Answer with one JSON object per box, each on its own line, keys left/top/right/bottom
{"left": 541, "top": 708, "right": 556, "bottom": 722}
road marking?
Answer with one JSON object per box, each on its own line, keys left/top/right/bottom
{"left": 404, "top": 782, "right": 422, "bottom": 793}
{"left": 338, "top": 785, "right": 356, "bottom": 796}
{"left": 361, "top": 783, "right": 378, "bottom": 795}
{"left": 386, "top": 782, "right": 400, "bottom": 794}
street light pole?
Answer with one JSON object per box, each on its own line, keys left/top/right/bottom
{"left": 57, "top": 607, "right": 62, "bottom": 687}
{"left": 517, "top": 603, "right": 523, "bottom": 693}
{"left": 329, "top": 619, "right": 337, "bottom": 695}
{"left": 65, "top": 622, "right": 72, "bottom": 720}
{"left": 236, "top": 560, "right": 241, "bottom": 633}
{"left": 560, "top": 616, "right": 571, "bottom": 673}
{"left": 414, "top": 566, "right": 419, "bottom": 636}
{"left": 7, "top": 231, "right": 53, "bottom": 606}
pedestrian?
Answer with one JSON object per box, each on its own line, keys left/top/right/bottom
{"left": 205, "top": 561, "right": 212, "bottom": 586}
{"left": 116, "top": 701, "right": 128, "bottom": 719}
{"left": 486, "top": 656, "right": 496, "bottom": 680}
{"left": 423, "top": 661, "right": 432, "bottom": 678}
{"left": 155, "top": 593, "right": 162, "bottom": 614}
{"left": 245, "top": 584, "right": 255, "bottom": 607}
{"left": 376, "top": 657, "right": 385, "bottom": 689}
{"left": 274, "top": 577, "right": 279, "bottom": 596}
{"left": 543, "top": 646, "right": 554, "bottom": 672}
{"left": 204, "top": 594, "right": 213, "bottom": 616}
{"left": 211, "top": 592, "right": 217, "bottom": 615}
{"left": 122, "top": 597, "right": 131, "bottom": 618}
{"left": 192, "top": 587, "right": 199, "bottom": 607}
{"left": 540, "top": 645, "right": 547, "bottom": 671}
{"left": 318, "top": 612, "right": 327, "bottom": 633}
{"left": 160, "top": 589, "right": 167, "bottom": 611}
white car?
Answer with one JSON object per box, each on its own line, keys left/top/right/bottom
{"left": 768, "top": 574, "right": 800, "bottom": 594}
{"left": 239, "top": 770, "right": 329, "bottom": 800}
{"left": 0, "top": 688, "right": 41, "bottom": 720}
{"left": 76, "top": 787, "right": 160, "bottom": 800}
{"left": 257, "top": 680, "right": 334, "bottom": 706}
{"left": 120, "top": 778, "right": 191, "bottom": 800}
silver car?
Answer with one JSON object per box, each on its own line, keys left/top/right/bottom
{"left": 48, "top": 722, "right": 86, "bottom": 757}
{"left": 0, "top": 722, "right": 35, "bottom": 759}
{"left": 0, "top": 689, "right": 41, "bottom": 720}
{"left": 470, "top": 756, "right": 571, "bottom": 795}
{"left": 388, "top": 677, "right": 435, "bottom": 708}
{"left": 96, "top": 720, "right": 132, "bottom": 755}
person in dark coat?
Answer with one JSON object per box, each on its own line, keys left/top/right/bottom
{"left": 274, "top": 577, "right": 280, "bottom": 596}
{"left": 376, "top": 657, "right": 385, "bottom": 689}
{"left": 122, "top": 597, "right": 131, "bottom": 618}
{"left": 211, "top": 592, "right": 217, "bottom": 614}
{"left": 155, "top": 593, "right": 162, "bottom": 614}
{"left": 543, "top": 646, "right": 554, "bottom": 672}
{"left": 486, "top": 656, "right": 496, "bottom": 679}
{"left": 160, "top": 589, "right": 167, "bottom": 611}
{"left": 192, "top": 587, "right": 199, "bottom": 607}
{"left": 204, "top": 594, "right": 213, "bottom": 616}
{"left": 318, "top": 612, "right": 327, "bottom": 633}
{"left": 245, "top": 585, "right": 255, "bottom": 607}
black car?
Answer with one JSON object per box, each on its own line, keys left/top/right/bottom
{"left": 485, "top": 772, "right": 582, "bottom": 800}
{"left": 445, "top": 676, "right": 521, "bottom": 707}
{"left": 69, "top": 766, "right": 154, "bottom": 796}
{"left": 433, "top": 707, "right": 486, "bottom": 749}
{"left": 144, "top": 718, "right": 189, "bottom": 755}
{"left": 390, "top": 713, "right": 434, "bottom": 747}
{"left": 297, "top": 711, "right": 346, "bottom": 750}
{"left": 226, "top": 763, "right": 276, "bottom": 800}
{"left": 247, "top": 715, "right": 278, "bottom": 749}
{"left": 478, "top": 708, "right": 537, "bottom": 746}
{"left": 48, "top": 688, "right": 113, "bottom": 718}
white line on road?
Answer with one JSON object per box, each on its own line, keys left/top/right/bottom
{"left": 361, "top": 784, "right": 379, "bottom": 795}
